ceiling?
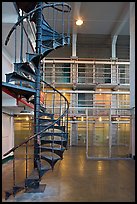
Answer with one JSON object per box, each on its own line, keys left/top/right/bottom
{"left": 70, "top": 2, "right": 129, "bottom": 35}
{"left": 2, "top": 2, "right": 130, "bottom": 59}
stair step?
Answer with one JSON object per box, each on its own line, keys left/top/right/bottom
{"left": 41, "top": 46, "right": 54, "bottom": 57}
{"left": 41, "top": 16, "right": 59, "bottom": 36}
{"left": 36, "top": 159, "right": 51, "bottom": 178}
{"left": 26, "top": 53, "right": 42, "bottom": 68}
{"left": 39, "top": 111, "right": 54, "bottom": 118}
{"left": 6, "top": 71, "right": 35, "bottom": 84}
{"left": 25, "top": 178, "right": 39, "bottom": 189}
{"left": 42, "top": 33, "right": 59, "bottom": 41}
{"left": 38, "top": 105, "right": 47, "bottom": 112}
{"left": 40, "top": 125, "right": 65, "bottom": 132}
{"left": 14, "top": 62, "right": 36, "bottom": 77}
{"left": 2, "top": 81, "right": 36, "bottom": 100}
{"left": 40, "top": 155, "right": 61, "bottom": 169}
{"left": 39, "top": 118, "right": 60, "bottom": 125}
{"left": 28, "top": 98, "right": 46, "bottom": 112}
{"left": 40, "top": 146, "right": 65, "bottom": 158}
{"left": 28, "top": 97, "right": 46, "bottom": 113}
{"left": 26, "top": 169, "right": 39, "bottom": 180}
{"left": 33, "top": 11, "right": 60, "bottom": 37}
{"left": 42, "top": 40, "right": 62, "bottom": 50}
{"left": 42, "top": 36, "right": 69, "bottom": 47}
{"left": 41, "top": 139, "right": 67, "bottom": 147}
{"left": 25, "top": 169, "right": 40, "bottom": 188}
{"left": 56, "top": 36, "right": 68, "bottom": 46}
{"left": 40, "top": 146, "right": 65, "bottom": 152}
{"left": 40, "top": 131, "right": 68, "bottom": 139}
{"left": 42, "top": 27, "right": 60, "bottom": 39}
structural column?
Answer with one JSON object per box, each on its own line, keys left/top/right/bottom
{"left": 70, "top": 93, "right": 78, "bottom": 146}
{"left": 70, "top": 23, "right": 78, "bottom": 145}
{"left": 34, "top": 2, "right": 43, "bottom": 167}
{"left": 129, "top": 2, "right": 135, "bottom": 158}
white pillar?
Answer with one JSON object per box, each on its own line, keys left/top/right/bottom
{"left": 111, "top": 35, "right": 118, "bottom": 59}
{"left": 72, "top": 33, "right": 77, "bottom": 57}
{"left": 129, "top": 2, "right": 135, "bottom": 158}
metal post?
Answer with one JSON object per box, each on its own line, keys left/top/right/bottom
{"left": 86, "top": 108, "right": 89, "bottom": 158}
{"left": 20, "top": 10, "right": 23, "bottom": 63}
{"left": 109, "top": 108, "right": 112, "bottom": 158}
{"left": 34, "top": 2, "right": 43, "bottom": 168}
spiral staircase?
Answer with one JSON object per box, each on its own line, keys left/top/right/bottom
{"left": 2, "top": 2, "right": 71, "bottom": 200}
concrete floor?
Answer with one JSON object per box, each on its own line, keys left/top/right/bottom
{"left": 2, "top": 146, "right": 135, "bottom": 202}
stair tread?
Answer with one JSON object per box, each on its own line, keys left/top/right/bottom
{"left": 40, "top": 132, "right": 67, "bottom": 138}
{"left": 26, "top": 53, "right": 42, "bottom": 68}
{"left": 39, "top": 111, "right": 54, "bottom": 118}
{"left": 41, "top": 155, "right": 61, "bottom": 160}
{"left": 6, "top": 71, "right": 35, "bottom": 83}
{"left": 41, "top": 139, "right": 67, "bottom": 142}
{"left": 26, "top": 169, "right": 39, "bottom": 180}
{"left": 40, "top": 164, "right": 52, "bottom": 171}
{"left": 40, "top": 146, "right": 65, "bottom": 151}
{"left": 2, "top": 82, "right": 36, "bottom": 100}
{"left": 14, "top": 62, "right": 36, "bottom": 76}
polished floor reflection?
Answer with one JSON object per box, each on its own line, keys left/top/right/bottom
{"left": 2, "top": 146, "right": 135, "bottom": 202}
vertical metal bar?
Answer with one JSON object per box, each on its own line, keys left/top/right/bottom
{"left": 53, "top": 4, "right": 55, "bottom": 42}
{"left": 52, "top": 63, "right": 55, "bottom": 84}
{"left": 26, "top": 18, "right": 29, "bottom": 53}
{"left": 67, "top": 9, "right": 70, "bottom": 39}
{"left": 15, "top": 28, "right": 17, "bottom": 63}
{"left": 13, "top": 154, "right": 16, "bottom": 196}
{"left": 86, "top": 109, "right": 89, "bottom": 159}
{"left": 34, "top": 2, "right": 43, "bottom": 168}
{"left": 20, "top": 10, "right": 23, "bottom": 63}
{"left": 60, "top": 94, "right": 61, "bottom": 116}
{"left": 117, "top": 64, "right": 119, "bottom": 84}
{"left": 66, "top": 103, "right": 69, "bottom": 142}
{"left": 62, "top": 3, "right": 64, "bottom": 37}
{"left": 25, "top": 143, "right": 28, "bottom": 181}
{"left": 109, "top": 108, "right": 112, "bottom": 158}
{"left": 42, "top": 60, "right": 45, "bottom": 91}
{"left": 52, "top": 91, "right": 55, "bottom": 117}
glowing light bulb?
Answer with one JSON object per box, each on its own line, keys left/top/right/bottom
{"left": 26, "top": 116, "right": 29, "bottom": 121}
{"left": 76, "top": 19, "right": 83, "bottom": 26}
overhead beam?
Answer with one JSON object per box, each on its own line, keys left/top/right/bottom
{"left": 111, "top": 3, "right": 130, "bottom": 58}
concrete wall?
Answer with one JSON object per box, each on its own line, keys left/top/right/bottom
{"left": 2, "top": 112, "right": 14, "bottom": 158}
{"left": 2, "top": 50, "right": 13, "bottom": 82}
{"left": 2, "top": 49, "right": 15, "bottom": 159}
{"left": 47, "top": 34, "right": 129, "bottom": 59}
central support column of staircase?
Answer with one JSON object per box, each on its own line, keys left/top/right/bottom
{"left": 34, "top": 2, "right": 42, "bottom": 169}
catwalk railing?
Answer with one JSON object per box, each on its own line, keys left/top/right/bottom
{"left": 42, "top": 58, "right": 130, "bottom": 86}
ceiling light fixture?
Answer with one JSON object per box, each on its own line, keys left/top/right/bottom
{"left": 76, "top": 19, "right": 83, "bottom": 26}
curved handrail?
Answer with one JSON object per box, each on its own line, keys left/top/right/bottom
{"left": 5, "top": 2, "right": 71, "bottom": 46}
{"left": 3, "top": 79, "right": 69, "bottom": 157}
{"left": 45, "top": 2, "right": 71, "bottom": 12}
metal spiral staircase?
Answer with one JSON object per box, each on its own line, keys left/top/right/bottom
{"left": 2, "top": 2, "right": 71, "bottom": 200}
